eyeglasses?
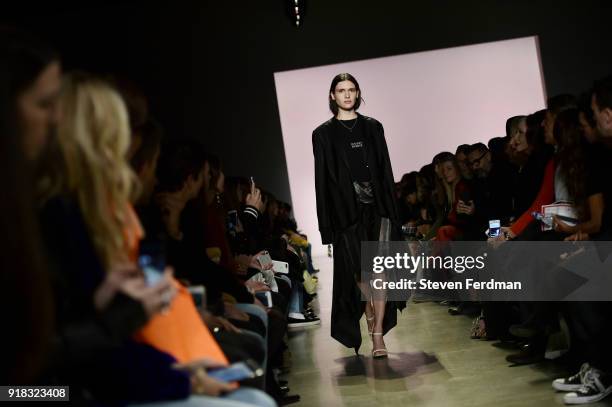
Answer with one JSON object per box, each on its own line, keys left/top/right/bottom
{"left": 468, "top": 151, "right": 488, "bottom": 167}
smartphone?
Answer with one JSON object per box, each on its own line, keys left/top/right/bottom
{"left": 138, "top": 240, "right": 165, "bottom": 286}
{"left": 271, "top": 260, "right": 289, "bottom": 274}
{"left": 488, "top": 219, "right": 501, "bottom": 238}
{"left": 227, "top": 210, "right": 238, "bottom": 236}
{"left": 207, "top": 360, "right": 263, "bottom": 383}
{"left": 264, "top": 291, "right": 273, "bottom": 307}
{"left": 255, "top": 291, "right": 273, "bottom": 307}
{"left": 401, "top": 224, "right": 417, "bottom": 238}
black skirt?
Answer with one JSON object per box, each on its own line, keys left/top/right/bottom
{"left": 330, "top": 202, "right": 403, "bottom": 351}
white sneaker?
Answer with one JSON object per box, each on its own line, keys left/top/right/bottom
{"left": 553, "top": 363, "right": 591, "bottom": 392}
{"left": 564, "top": 368, "right": 612, "bottom": 404}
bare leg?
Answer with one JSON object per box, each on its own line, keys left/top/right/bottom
{"left": 372, "top": 298, "right": 387, "bottom": 354}
{"left": 361, "top": 280, "right": 388, "bottom": 356}
{"left": 360, "top": 282, "right": 375, "bottom": 334}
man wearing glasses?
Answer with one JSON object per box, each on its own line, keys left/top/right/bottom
{"left": 467, "top": 143, "right": 493, "bottom": 179}
{"left": 467, "top": 142, "right": 516, "bottom": 234}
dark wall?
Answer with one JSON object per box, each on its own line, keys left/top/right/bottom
{"left": 5, "top": 1, "right": 612, "bottom": 205}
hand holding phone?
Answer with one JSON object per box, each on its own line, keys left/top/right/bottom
{"left": 207, "top": 360, "right": 264, "bottom": 383}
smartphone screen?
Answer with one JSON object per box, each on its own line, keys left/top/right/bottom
{"left": 138, "top": 240, "right": 165, "bottom": 286}
{"left": 488, "top": 219, "right": 501, "bottom": 238}
{"left": 265, "top": 291, "right": 273, "bottom": 307}
{"left": 207, "top": 361, "right": 262, "bottom": 383}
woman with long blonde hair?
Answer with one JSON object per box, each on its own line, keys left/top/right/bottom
{"left": 39, "top": 72, "right": 142, "bottom": 268}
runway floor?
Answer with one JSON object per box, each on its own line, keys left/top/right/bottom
{"left": 285, "top": 255, "right": 612, "bottom": 407}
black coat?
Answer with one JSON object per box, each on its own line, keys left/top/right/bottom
{"left": 313, "top": 114, "right": 405, "bottom": 351}
{"left": 313, "top": 114, "right": 400, "bottom": 244}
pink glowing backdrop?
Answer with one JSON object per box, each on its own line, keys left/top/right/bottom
{"left": 274, "top": 37, "right": 546, "bottom": 254}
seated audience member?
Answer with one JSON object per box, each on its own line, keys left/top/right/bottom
{"left": 434, "top": 152, "right": 476, "bottom": 241}
{"left": 550, "top": 108, "right": 604, "bottom": 239}
{"left": 423, "top": 152, "right": 453, "bottom": 240}
{"left": 467, "top": 142, "right": 516, "bottom": 236}
{"left": 455, "top": 144, "right": 474, "bottom": 181}
{"left": 508, "top": 96, "right": 577, "bottom": 239}
{"left": 0, "top": 28, "right": 56, "bottom": 385}
{"left": 551, "top": 76, "right": 612, "bottom": 405}
{"left": 498, "top": 111, "right": 553, "bottom": 240}
{"left": 415, "top": 164, "right": 436, "bottom": 237}
{"left": 398, "top": 173, "right": 421, "bottom": 222}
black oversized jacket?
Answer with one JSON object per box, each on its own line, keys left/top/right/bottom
{"left": 312, "top": 114, "right": 400, "bottom": 244}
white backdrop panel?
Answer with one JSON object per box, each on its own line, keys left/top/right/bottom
{"left": 274, "top": 36, "right": 546, "bottom": 255}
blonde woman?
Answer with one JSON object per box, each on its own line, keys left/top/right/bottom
{"left": 40, "top": 72, "right": 143, "bottom": 268}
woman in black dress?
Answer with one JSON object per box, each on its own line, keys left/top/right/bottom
{"left": 312, "top": 73, "right": 404, "bottom": 357}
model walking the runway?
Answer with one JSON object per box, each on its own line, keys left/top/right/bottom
{"left": 312, "top": 73, "right": 405, "bottom": 357}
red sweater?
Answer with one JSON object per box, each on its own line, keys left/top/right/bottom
{"left": 510, "top": 158, "right": 555, "bottom": 236}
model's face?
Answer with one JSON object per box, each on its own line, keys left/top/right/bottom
{"left": 592, "top": 94, "right": 612, "bottom": 138}
{"left": 18, "top": 61, "right": 62, "bottom": 161}
{"left": 331, "top": 80, "right": 359, "bottom": 112}
{"left": 442, "top": 161, "right": 458, "bottom": 184}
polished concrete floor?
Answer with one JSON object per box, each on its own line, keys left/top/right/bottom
{"left": 286, "top": 255, "right": 612, "bottom": 407}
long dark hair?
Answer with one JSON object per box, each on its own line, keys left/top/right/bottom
{"left": 328, "top": 73, "right": 363, "bottom": 115}
{"left": 0, "top": 27, "right": 56, "bottom": 383}
{"left": 554, "top": 108, "right": 589, "bottom": 216}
